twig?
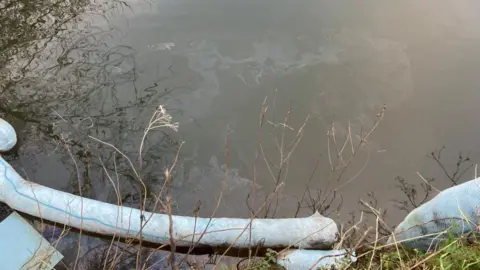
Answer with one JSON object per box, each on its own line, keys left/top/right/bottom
{"left": 368, "top": 216, "right": 380, "bottom": 269}
{"left": 62, "top": 134, "right": 84, "bottom": 270}
{"left": 417, "top": 171, "right": 440, "bottom": 193}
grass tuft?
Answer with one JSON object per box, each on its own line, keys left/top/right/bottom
{"left": 349, "top": 233, "right": 480, "bottom": 270}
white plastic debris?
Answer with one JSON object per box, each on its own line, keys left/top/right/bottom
{"left": 0, "top": 212, "right": 63, "bottom": 270}
{"left": 277, "top": 249, "right": 356, "bottom": 269}
{"left": 0, "top": 118, "right": 338, "bottom": 249}
{"left": 147, "top": 42, "right": 175, "bottom": 51}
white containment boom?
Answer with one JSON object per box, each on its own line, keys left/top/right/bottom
{"left": 389, "top": 177, "right": 480, "bottom": 251}
{"left": 0, "top": 118, "right": 338, "bottom": 249}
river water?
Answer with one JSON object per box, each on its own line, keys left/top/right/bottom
{"left": 3, "top": 0, "right": 480, "bottom": 266}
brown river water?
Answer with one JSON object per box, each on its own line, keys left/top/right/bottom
{"left": 2, "top": 0, "right": 480, "bottom": 267}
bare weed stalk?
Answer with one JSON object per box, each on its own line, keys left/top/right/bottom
{"left": 138, "top": 105, "right": 179, "bottom": 168}
{"left": 62, "top": 134, "right": 84, "bottom": 270}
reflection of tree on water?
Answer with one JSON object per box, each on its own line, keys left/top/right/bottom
{"left": 1, "top": 1, "right": 184, "bottom": 212}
